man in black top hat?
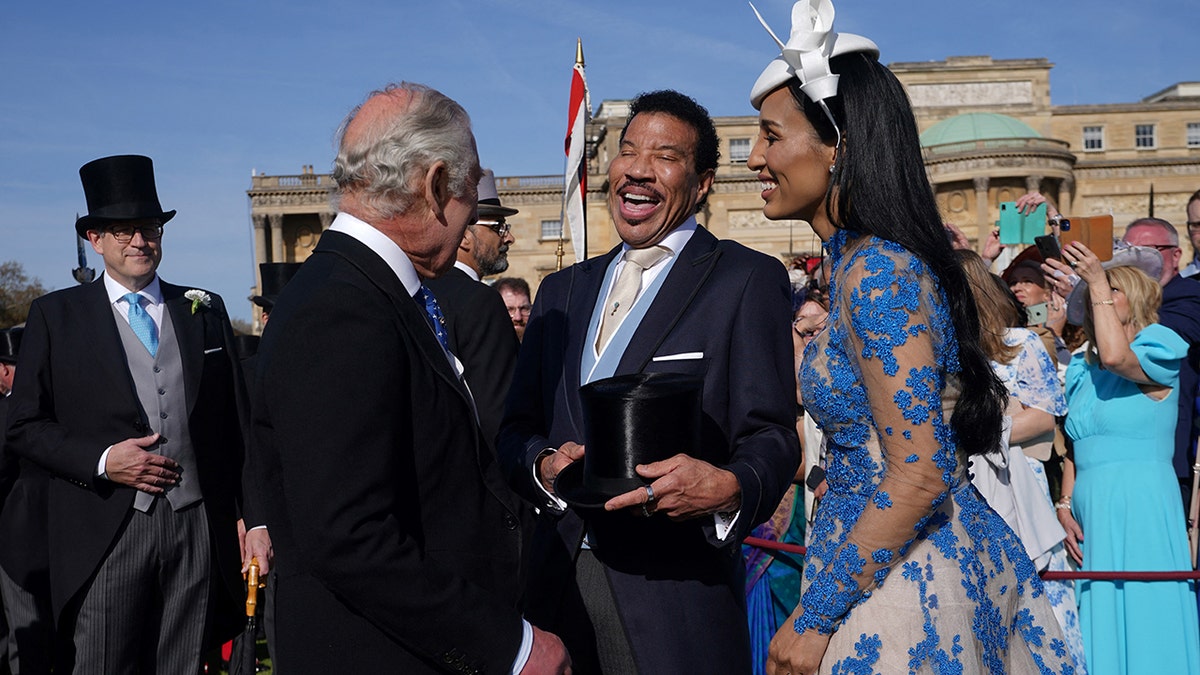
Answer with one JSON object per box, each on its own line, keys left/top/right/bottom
{"left": 499, "top": 90, "right": 799, "bottom": 673}
{"left": 250, "top": 262, "right": 303, "bottom": 327}
{"left": 5, "top": 155, "right": 254, "bottom": 671}
{"left": 426, "top": 168, "right": 520, "bottom": 447}
{"left": 0, "top": 327, "right": 54, "bottom": 675}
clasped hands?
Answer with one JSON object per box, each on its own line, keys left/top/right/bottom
{"left": 537, "top": 442, "right": 741, "bottom": 519}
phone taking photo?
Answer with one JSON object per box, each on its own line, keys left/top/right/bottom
{"left": 1025, "top": 302, "right": 1049, "bottom": 326}
{"left": 1034, "top": 234, "right": 1062, "bottom": 261}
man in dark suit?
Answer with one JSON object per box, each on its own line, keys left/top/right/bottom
{"left": 5, "top": 155, "right": 255, "bottom": 671}
{"left": 498, "top": 90, "right": 800, "bottom": 674}
{"left": 0, "top": 326, "right": 55, "bottom": 675}
{"left": 426, "top": 168, "right": 520, "bottom": 447}
{"left": 1121, "top": 218, "right": 1200, "bottom": 508}
{"left": 249, "top": 82, "right": 568, "bottom": 673}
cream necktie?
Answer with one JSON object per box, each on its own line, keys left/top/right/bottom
{"left": 597, "top": 246, "right": 669, "bottom": 351}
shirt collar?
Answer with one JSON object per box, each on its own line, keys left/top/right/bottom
{"left": 453, "top": 260, "right": 480, "bottom": 282}
{"left": 620, "top": 216, "right": 697, "bottom": 259}
{"left": 104, "top": 273, "right": 162, "bottom": 307}
{"left": 329, "top": 212, "right": 422, "bottom": 297}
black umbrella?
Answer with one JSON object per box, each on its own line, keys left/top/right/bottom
{"left": 229, "top": 559, "right": 261, "bottom": 675}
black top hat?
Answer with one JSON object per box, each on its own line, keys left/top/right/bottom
{"left": 250, "top": 262, "right": 304, "bottom": 310}
{"left": 0, "top": 327, "right": 23, "bottom": 365}
{"left": 555, "top": 372, "right": 703, "bottom": 509}
{"left": 74, "top": 155, "right": 176, "bottom": 238}
{"left": 233, "top": 334, "right": 261, "bottom": 361}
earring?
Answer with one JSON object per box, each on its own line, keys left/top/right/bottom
{"left": 828, "top": 164, "right": 835, "bottom": 174}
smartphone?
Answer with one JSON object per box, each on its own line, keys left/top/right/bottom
{"left": 998, "top": 202, "right": 1048, "bottom": 245}
{"left": 805, "top": 466, "right": 826, "bottom": 491}
{"left": 1059, "top": 214, "right": 1114, "bottom": 262}
{"left": 1025, "top": 302, "right": 1049, "bottom": 326}
{"left": 1034, "top": 234, "right": 1062, "bottom": 261}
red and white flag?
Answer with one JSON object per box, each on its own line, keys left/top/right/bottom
{"left": 564, "top": 38, "right": 590, "bottom": 262}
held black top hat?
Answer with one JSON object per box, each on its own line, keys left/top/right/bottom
{"left": 250, "top": 262, "right": 304, "bottom": 310}
{"left": 476, "top": 169, "right": 519, "bottom": 219}
{"left": 74, "top": 155, "right": 176, "bottom": 238}
{"left": 0, "top": 326, "right": 23, "bottom": 365}
{"left": 555, "top": 372, "right": 703, "bottom": 509}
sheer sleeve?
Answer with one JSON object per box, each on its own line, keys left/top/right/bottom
{"left": 796, "top": 244, "right": 961, "bottom": 635}
{"left": 1011, "top": 328, "right": 1067, "bottom": 416}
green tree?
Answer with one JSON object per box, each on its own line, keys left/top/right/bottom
{"left": 0, "top": 261, "right": 48, "bottom": 328}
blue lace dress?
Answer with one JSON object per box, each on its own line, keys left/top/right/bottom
{"left": 798, "top": 231, "right": 1074, "bottom": 674}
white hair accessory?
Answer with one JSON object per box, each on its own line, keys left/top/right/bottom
{"left": 749, "top": 0, "right": 879, "bottom": 118}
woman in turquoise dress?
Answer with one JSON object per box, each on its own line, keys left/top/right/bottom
{"left": 1057, "top": 244, "right": 1200, "bottom": 675}
{"left": 747, "top": 2, "right": 1073, "bottom": 673}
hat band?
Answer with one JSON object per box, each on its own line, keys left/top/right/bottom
{"left": 86, "top": 201, "right": 167, "bottom": 220}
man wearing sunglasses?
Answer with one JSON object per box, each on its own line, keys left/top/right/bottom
{"left": 425, "top": 168, "right": 521, "bottom": 449}
{"left": 5, "top": 155, "right": 253, "bottom": 670}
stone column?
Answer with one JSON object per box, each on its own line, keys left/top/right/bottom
{"left": 1025, "top": 174, "right": 1043, "bottom": 195}
{"left": 318, "top": 212, "right": 334, "bottom": 231}
{"left": 269, "top": 213, "right": 285, "bottom": 263}
{"left": 1058, "top": 177, "right": 1074, "bottom": 216}
{"left": 973, "top": 176, "right": 990, "bottom": 254}
{"left": 252, "top": 214, "right": 268, "bottom": 270}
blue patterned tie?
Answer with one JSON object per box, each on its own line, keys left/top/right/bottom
{"left": 122, "top": 292, "right": 158, "bottom": 357}
{"left": 415, "top": 285, "right": 450, "bottom": 352}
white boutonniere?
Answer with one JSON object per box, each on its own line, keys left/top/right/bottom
{"left": 184, "top": 289, "right": 212, "bottom": 315}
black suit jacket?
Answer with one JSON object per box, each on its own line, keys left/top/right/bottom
{"left": 498, "top": 226, "right": 800, "bottom": 673}
{"left": 1159, "top": 273, "right": 1200, "bottom": 480}
{"left": 0, "top": 393, "right": 50, "bottom": 589}
{"left": 4, "top": 278, "right": 248, "bottom": 625}
{"left": 426, "top": 266, "right": 519, "bottom": 449}
{"left": 250, "top": 230, "right": 525, "bottom": 673}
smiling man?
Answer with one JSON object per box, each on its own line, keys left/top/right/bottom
{"left": 499, "top": 90, "right": 799, "bottom": 674}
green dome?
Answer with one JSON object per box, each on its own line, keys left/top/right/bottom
{"left": 920, "top": 113, "right": 1042, "bottom": 147}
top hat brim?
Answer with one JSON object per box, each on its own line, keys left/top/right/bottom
{"left": 75, "top": 209, "right": 176, "bottom": 238}
{"left": 477, "top": 204, "right": 519, "bottom": 218}
{"left": 249, "top": 295, "right": 276, "bottom": 310}
{"left": 554, "top": 461, "right": 648, "bottom": 510}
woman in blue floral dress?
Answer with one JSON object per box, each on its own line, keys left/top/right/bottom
{"left": 746, "top": 1, "right": 1074, "bottom": 673}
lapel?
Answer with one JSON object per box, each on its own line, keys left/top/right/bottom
{"left": 616, "top": 226, "right": 721, "bottom": 374}
{"left": 80, "top": 277, "right": 143, "bottom": 416}
{"left": 563, "top": 248, "right": 619, "bottom": 433}
{"left": 161, "top": 282, "right": 205, "bottom": 413}
{"left": 318, "top": 231, "right": 474, "bottom": 413}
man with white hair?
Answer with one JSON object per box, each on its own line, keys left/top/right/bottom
{"left": 249, "top": 82, "right": 569, "bottom": 673}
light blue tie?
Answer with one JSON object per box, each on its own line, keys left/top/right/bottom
{"left": 122, "top": 292, "right": 158, "bottom": 357}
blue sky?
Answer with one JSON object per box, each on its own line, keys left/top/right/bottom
{"left": 2, "top": 0, "right": 1193, "bottom": 321}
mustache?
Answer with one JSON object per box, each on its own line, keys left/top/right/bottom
{"left": 617, "top": 180, "right": 664, "bottom": 202}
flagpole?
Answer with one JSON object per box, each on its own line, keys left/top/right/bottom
{"left": 560, "top": 37, "right": 589, "bottom": 271}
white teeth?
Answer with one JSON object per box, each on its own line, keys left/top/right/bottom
{"left": 623, "top": 193, "right": 655, "bottom": 203}
{"left": 761, "top": 181, "right": 777, "bottom": 190}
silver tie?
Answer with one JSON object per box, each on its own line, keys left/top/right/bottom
{"left": 597, "top": 246, "right": 669, "bottom": 351}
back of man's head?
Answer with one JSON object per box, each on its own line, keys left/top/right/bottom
{"left": 333, "top": 82, "right": 479, "bottom": 221}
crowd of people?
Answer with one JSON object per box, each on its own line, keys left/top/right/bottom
{"left": 0, "top": 1, "right": 1197, "bottom": 673}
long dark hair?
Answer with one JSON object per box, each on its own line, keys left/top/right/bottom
{"left": 789, "top": 53, "right": 1006, "bottom": 457}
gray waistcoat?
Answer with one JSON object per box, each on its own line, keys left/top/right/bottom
{"left": 112, "top": 304, "right": 202, "bottom": 511}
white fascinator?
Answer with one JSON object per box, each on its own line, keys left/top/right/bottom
{"left": 749, "top": 0, "right": 879, "bottom": 130}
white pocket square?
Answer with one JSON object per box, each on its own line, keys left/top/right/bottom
{"left": 203, "top": 347, "right": 224, "bottom": 354}
{"left": 651, "top": 352, "right": 704, "bottom": 362}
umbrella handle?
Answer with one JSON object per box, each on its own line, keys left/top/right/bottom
{"left": 246, "top": 558, "right": 260, "bottom": 618}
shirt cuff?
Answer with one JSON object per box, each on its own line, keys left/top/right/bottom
{"left": 532, "top": 448, "right": 567, "bottom": 512}
{"left": 714, "top": 509, "right": 741, "bottom": 541}
{"left": 509, "top": 619, "right": 533, "bottom": 674}
{"left": 97, "top": 445, "right": 113, "bottom": 478}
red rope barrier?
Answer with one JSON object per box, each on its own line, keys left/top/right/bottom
{"left": 743, "top": 537, "right": 1200, "bottom": 581}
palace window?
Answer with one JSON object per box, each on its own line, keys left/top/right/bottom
{"left": 540, "top": 219, "right": 564, "bottom": 240}
{"left": 1082, "top": 126, "right": 1104, "bottom": 151}
{"left": 1187, "top": 122, "right": 1200, "bottom": 148}
{"left": 729, "top": 138, "right": 752, "bottom": 163}
{"left": 1135, "top": 124, "right": 1156, "bottom": 149}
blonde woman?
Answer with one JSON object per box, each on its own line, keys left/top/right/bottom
{"left": 1058, "top": 241, "right": 1199, "bottom": 674}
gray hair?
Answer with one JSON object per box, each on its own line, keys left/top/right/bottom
{"left": 1124, "top": 217, "right": 1179, "bottom": 246}
{"left": 333, "top": 82, "right": 478, "bottom": 219}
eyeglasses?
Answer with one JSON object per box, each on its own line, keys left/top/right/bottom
{"left": 1187, "top": 221, "right": 1200, "bottom": 230}
{"left": 106, "top": 223, "right": 164, "bottom": 244}
{"left": 474, "top": 220, "right": 511, "bottom": 237}
{"left": 1146, "top": 244, "right": 1179, "bottom": 252}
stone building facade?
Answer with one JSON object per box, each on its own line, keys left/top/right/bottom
{"left": 246, "top": 56, "right": 1200, "bottom": 323}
